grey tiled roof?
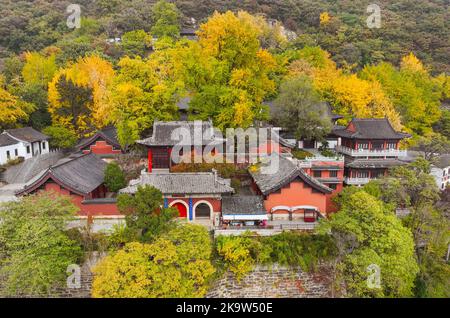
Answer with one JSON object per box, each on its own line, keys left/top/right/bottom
{"left": 76, "top": 126, "right": 121, "bottom": 151}
{"left": 18, "top": 153, "right": 106, "bottom": 195}
{"left": 3, "top": 151, "right": 65, "bottom": 184}
{"left": 0, "top": 133, "right": 19, "bottom": 147}
{"left": 5, "top": 127, "right": 49, "bottom": 143}
{"left": 120, "top": 171, "right": 234, "bottom": 195}
{"left": 249, "top": 155, "right": 332, "bottom": 195}
{"left": 346, "top": 158, "right": 407, "bottom": 169}
{"left": 222, "top": 195, "right": 266, "bottom": 215}
{"left": 311, "top": 165, "right": 343, "bottom": 170}
{"left": 137, "top": 120, "right": 224, "bottom": 146}
{"left": 332, "top": 118, "right": 410, "bottom": 140}
{"left": 432, "top": 154, "right": 450, "bottom": 169}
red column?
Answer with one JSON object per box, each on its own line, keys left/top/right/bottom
{"left": 168, "top": 147, "right": 172, "bottom": 169}
{"left": 148, "top": 149, "right": 152, "bottom": 172}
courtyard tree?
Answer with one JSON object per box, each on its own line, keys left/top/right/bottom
{"left": 116, "top": 185, "right": 178, "bottom": 242}
{"left": 272, "top": 75, "right": 332, "bottom": 142}
{"left": 104, "top": 162, "right": 126, "bottom": 193}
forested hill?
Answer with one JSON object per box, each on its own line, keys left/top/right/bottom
{"left": 0, "top": 0, "right": 449, "bottom": 74}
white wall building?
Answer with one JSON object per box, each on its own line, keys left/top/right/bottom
{"left": 0, "top": 127, "right": 50, "bottom": 165}
{"left": 430, "top": 154, "right": 450, "bottom": 191}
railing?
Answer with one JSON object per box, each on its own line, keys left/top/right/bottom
{"left": 344, "top": 177, "right": 371, "bottom": 185}
{"left": 302, "top": 154, "right": 344, "bottom": 162}
{"left": 336, "top": 145, "right": 407, "bottom": 157}
{"left": 216, "top": 222, "right": 317, "bottom": 232}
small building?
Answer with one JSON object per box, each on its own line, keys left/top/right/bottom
{"left": 333, "top": 118, "right": 410, "bottom": 186}
{"left": 120, "top": 170, "right": 234, "bottom": 226}
{"left": 0, "top": 127, "right": 49, "bottom": 165}
{"left": 221, "top": 195, "right": 268, "bottom": 227}
{"left": 431, "top": 154, "right": 450, "bottom": 191}
{"left": 299, "top": 149, "right": 345, "bottom": 212}
{"left": 137, "top": 120, "right": 224, "bottom": 172}
{"left": 249, "top": 155, "right": 333, "bottom": 222}
{"left": 16, "top": 153, "right": 119, "bottom": 217}
{"left": 75, "top": 127, "right": 123, "bottom": 157}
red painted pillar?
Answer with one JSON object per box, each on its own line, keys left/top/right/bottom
{"left": 168, "top": 147, "right": 172, "bottom": 169}
{"left": 149, "top": 149, "right": 153, "bottom": 172}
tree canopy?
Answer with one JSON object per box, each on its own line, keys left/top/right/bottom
{"left": 92, "top": 224, "right": 215, "bottom": 298}
{"left": 0, "top": 193, "right": 82, "bottom": 296}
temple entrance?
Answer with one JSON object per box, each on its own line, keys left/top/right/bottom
{"left": 195, "top": 202, "right": 211, "bottom": 218}
{"left": 152, "top": 147, "right": 170, "bottom": 169}
{"left": 171, "top": 202, "right": 187, "bottom": 218}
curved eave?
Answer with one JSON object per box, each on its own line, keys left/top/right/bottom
{"left": 258, "top": 169, "right": 332, "bottom": 196}
{"left": 76, "top": 132, "right": 122, "bottom": 151}
{"left": 16, "top": 170, "right": 89, "bottom": 197}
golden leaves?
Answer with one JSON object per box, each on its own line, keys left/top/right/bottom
{"left": 47, "top": 55, "right": 115, "bottom": 136}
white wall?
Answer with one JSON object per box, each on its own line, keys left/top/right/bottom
{"left": 0, "top": 141, "right": 31, "bottom": 165}
{"left": 430, "top": 166, "right": 450, "bottom": 191}
{"left": 1, "top": 137, "right": 50, "bottom": 165}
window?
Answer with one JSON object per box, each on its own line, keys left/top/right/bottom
{"left": 387, "top": 142, "right": 397, "bottom": 149}
{"left": 330, "top": 170, "right": 338, "bottom": 178}
{"left": 6, "top": 151, "right": 10, "bottom": 159}
{"left": 357, "top": 141, "right": 369, "bottom": 150}
{"left": 372, "top": 141, "right": 384, "bottom": 149}
{"left": 26, "top": 145, "right": 30, "bottom": 154}
{"left": 14, "top": 149, "right": 18, "bottom": 156}
{"left": 356, "top": 171, "right": 369, "bottom": 178}
{"left": 42, "top": 142, "right": 46, "bottom": 150}
{"left": 313, "top": 171, "right": 322, "bottom": 178}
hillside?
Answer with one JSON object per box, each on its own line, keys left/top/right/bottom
{"left": 0, "top": 0, "right": 449, "bottom": 73}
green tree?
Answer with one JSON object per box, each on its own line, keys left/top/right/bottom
{"left": 92, "top": 224, "right": 215, "bottom": 298}
{"left": 433, "top": 110, "right": 450, "bottom": 139}
{"left": 42, "top": 125, "right": 78, "bottom": 149}
{"left": 319, "top": 191, "right": 419, "bottom": 297}
{"left": 411, "top": 134, "right": 450, "bottom": 161}
{"left": 104, "top": 162, "right": 126, "bottom": 193}
{"left": 151, "top": 0, "right": 181, "bottom": 39}
{"left": 117, "top": 185, "right": 178, "bottom": 242}
{"left": 108, "top": 53, "right": 181, "bottom": 146}
{"left": 272, "top": 75, "right": 332, "bottom": 142}
{"left": 367, "top": 160, "right": 449, "bottom": 297}
{"left": 121, "top": 30, "right": 152, "bottom": 57}
{"left": 0, "top": 193, "right": 82, "bottom": 296}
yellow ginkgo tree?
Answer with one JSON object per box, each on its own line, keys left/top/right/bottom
{"left": 47, "top": 55, "right": 114, "bottom": 136}
{"left": 0, "top": 76, "right": 35, "bottom": 129}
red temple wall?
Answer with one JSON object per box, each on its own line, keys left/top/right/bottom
{"left": 263, "top": 180, "right": 328, "bottom": 215}
{"left": 82, "top": 140, "right": 121, "bottom": 155}
{"left": 39, "top": 182, "right": 120, "bottom": 216}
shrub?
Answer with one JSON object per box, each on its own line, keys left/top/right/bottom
{"left": 216, "top": 235, "right": 256, "bottom": 281}
{"left": 292, "top": 149, "right": 313, "bottom": 160}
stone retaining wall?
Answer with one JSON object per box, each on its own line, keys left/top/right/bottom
{"left": 206, "top": 265, "right": 332, "bottom": 298}
{"left": 2, "top": 258, "right": 332, "bottom": 298}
